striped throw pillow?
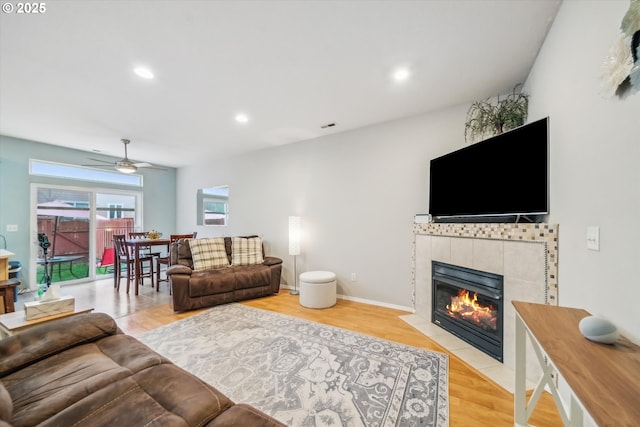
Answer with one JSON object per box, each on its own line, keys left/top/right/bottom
{"left": 231, "top": 236, "right": 264, "bottom": 266}
{"left": 189, "top": 237, "right": 230, "bottom": 271}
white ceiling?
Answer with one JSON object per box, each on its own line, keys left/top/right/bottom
{"left": 0, "top": 0, "right": 562, "bottom": 169}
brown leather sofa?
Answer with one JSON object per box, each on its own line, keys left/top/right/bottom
{"left": 0, "top": 313, "right": 285, "bottom": 427}
{"left": 167, "top": 237, "right": 282, "bottom": 312}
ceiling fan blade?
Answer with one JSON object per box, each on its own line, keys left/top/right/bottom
{"left": 132, "top": 161, "right": 167, "bottom": 171}
{"left": 82, "top": 164, "right": 113, "bottom": 168}
{"left": 87, "top": 158, "right": 114, "bottom": 164}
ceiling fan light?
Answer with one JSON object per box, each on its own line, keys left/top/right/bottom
{"left": 116, "top": 163, "right": 137, "bottom": 174}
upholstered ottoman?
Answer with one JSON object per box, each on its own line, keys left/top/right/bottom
{"left": 299, "top": 271, "right": 336, "bottom": 309}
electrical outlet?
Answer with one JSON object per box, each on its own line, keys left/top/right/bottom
{"left": 351, "top": 273, "right": 357, "bottom": 282}
{"left": 6, "top": 224, "right": 18, "bottom": 232}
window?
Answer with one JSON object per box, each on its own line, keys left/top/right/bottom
{"left": 108, "top": 203, "right": 124, "bottom": 219}
{"left": 30, "top": 159, "right": 143, "bottom": 187}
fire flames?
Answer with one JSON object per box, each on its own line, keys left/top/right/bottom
{"left": 446, "top": 289, "right": 497, "bottom": 332}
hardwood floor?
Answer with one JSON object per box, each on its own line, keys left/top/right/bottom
{"left": 17, "top": 281, "right": 562, "bottom": 426}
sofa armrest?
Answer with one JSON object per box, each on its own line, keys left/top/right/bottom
{"left": 263, "top": 256, "right": 282, "bottom": 267}
{"left": 0, "top": 312, "right": 120, "bottom": 377}
{"left": 167, "top": 264, "right": 193, "bottom": 275}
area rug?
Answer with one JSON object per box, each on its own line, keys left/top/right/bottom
{"left": 138, "top": 303, "right": 448, "bottom": 427}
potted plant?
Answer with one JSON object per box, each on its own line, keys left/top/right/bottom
{"left": 464, "top": 84, "right": 529, "bottom": 143}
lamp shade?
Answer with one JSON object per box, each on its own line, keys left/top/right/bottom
{"left": 288, "top": 216, "right": 301, "bottom": 256}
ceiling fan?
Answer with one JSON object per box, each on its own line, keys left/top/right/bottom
{"left": 83, "top": 139, "right": 167, "bottom": 173}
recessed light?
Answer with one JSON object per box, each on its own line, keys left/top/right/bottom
{"left": 134, "top": 67, "right": 154, "bottom": 79}
{"left": 392, "top": 67, "right": 410, "bottom": 82}
{"left": 235, "top": 113, "right": 249, "bottom": 123}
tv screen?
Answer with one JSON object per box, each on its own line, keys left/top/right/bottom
{"left": 428, "top": 117, "right": 548, "bottom": 220}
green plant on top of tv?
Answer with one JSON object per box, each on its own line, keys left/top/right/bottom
{"left": 464, "top": 84, "right": 529, "bottom": 144}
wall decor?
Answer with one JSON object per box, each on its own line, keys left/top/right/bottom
{"left": 464, "top": 84, "right": 529, "bottom": 144}
{"left": 602, "top": 0, "right": 640, "bottom": 98}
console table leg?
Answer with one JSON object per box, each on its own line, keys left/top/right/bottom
{"left": 570, "top": 395, "right": 584, "bottom": 426}
{"left": 515, "top": 314, "right": 528, "bottom": 426}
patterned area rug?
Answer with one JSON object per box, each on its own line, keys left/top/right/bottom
{"left": 138, "top": 303, "right": 448, "bottom": 426}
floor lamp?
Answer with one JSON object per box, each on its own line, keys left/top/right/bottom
{"left": 288, "top": 216, "right": 300, "bottom": 295}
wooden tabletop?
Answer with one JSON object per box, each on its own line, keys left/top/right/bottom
{"left": 0, "top": 306, "right": 94, "bottom": 333}
{"left": 0, "top": 249, "right": 15, "bottom": 259}
{"left": 512, "top": 301, "right": 640, "bottom": 427}
{"left": 124, "top": 238, "right": 170, "bottom": 246}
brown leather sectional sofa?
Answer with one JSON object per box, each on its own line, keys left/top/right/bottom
{"left": 167, "top": 237, "right": 282, "bottom": 312}
{"left": 0, "top": 313, "right": 285, "bottom": 427}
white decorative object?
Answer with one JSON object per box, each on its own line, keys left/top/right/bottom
{"left": 40, "top": 284, "right": 61, "bottom": 301}
{"left": 25, "top": 295, "right": 75, "bottom": 320}
{"left": 601, "top": 35, "right": 634, "bottom": 97}
{"left": 579, "top": 315, "right": 620, "bottom": 344}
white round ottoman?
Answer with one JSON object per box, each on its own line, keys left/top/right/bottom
{"left": 299, "top": 271, "right": 337, "bottom": 309}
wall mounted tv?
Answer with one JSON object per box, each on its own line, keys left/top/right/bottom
{"left": 429, "top": 117, "right": 548, "bottom": 222}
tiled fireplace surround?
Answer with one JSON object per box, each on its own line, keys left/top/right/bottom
{"left": 404, "top": 222, "right": 558, "bottom": 392}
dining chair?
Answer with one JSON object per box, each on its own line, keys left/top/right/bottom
{"left": 97, "top": 247, "right": 115, "bottom": 275}
{"left": 155, "top": 232, "right": 197, "bottom": 293}
{"left": 113, "top": 234, "right": 155, "bottom": 293}
{"left": 128, "top": 231, "right": 161, "bottom": 258}
{"left": 128, "top": 232, "right": 147, "bottom": 239}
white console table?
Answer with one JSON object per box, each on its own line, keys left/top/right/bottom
{"left": 513, "top": 301, "right": 640, "bottom": 427}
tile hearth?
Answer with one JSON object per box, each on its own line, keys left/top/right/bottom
{"left": 401, "top": 313, "right": 524, "bottom": 392}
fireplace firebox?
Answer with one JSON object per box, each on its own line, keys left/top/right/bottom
{"left": 432, "top": 261, "right": 503, "bottom": 362}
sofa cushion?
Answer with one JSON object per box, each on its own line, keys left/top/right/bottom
{"left": 231, "top": 236, "right": 264, "bottom": 266}
{"left": 4, "top": 337, "right": 235, "bottom": 427}
{"left": 0, "top": 312, "right": 120, "bottom": 377}
{"left": 3, "top": 334, "right": 170, "bottom": 427}
{"left": 189, "top": 269, "right": 236, "bottom": 297}
{"left": 233, "top": 265, "right": 271, "bottom": 290}
{"left": 33, "top": 365, "right": 234, "bottom": 427}
{"left": 189, "top": 238, "right": 230, "bottom": 271}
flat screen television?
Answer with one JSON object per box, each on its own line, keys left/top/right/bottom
{"left": 428, "top": 117, "right": 548, "bottom": 222}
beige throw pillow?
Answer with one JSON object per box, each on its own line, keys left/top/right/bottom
{"left": 231, "top": 236, "right": 264, "bottom": 266}
{"left": 188, "top": 237, "right": 230, "bottom": 271}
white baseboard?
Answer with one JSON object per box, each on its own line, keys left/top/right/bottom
{"left": 280, "top": 284, "right": 414, "bottom": 313}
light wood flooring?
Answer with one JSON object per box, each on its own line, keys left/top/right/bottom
{"left": 15, "top": 280, "right": 562, "bottom": 426}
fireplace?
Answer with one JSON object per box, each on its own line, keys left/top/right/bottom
{"left": 432, "top": 261, "right": 503, "bottom": 362}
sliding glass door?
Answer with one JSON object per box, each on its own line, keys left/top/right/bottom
{"left": 31, "top": 185, "right": 142, "bottom": 287}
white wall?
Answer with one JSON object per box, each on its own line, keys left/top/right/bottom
{"left": 177, "top": 0, "right": 640, "bottom": 343}
{"left": 525, "top": 0, "right": 639, "bottom": 342}
{"left": 177, "top": 105, "right": 467, "bottom": 310}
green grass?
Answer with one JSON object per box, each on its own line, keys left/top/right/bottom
{"left": 36, "top": 263, "right": 113, "bottom": 283}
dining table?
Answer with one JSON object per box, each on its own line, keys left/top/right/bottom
{"left": 124, "top": 238, "right": 170, "bottom": 295}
